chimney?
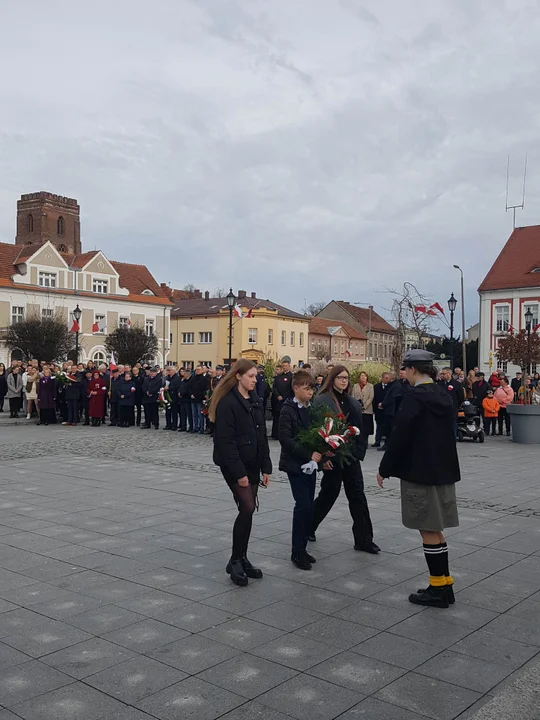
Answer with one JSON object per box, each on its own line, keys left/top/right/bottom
{"left": 238, "top": 290, "right": 247, "bottom": 299}
{"left": 160, "top": 283, "right": 172, "bottom": 300}
{"left": 204, "top": 291, "right": 210, "bottom": 300}
{"left": 194, "top": 289, "right": 202, "bottom": 299}
{"left": 251, "top": 292, "right": 256, "bottom": 299}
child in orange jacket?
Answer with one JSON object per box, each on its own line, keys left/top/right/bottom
{"left": 482, "top": 390, "right": 500, "bottom": 436}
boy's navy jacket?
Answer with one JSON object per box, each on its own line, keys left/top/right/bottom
{"left": 278, "top": 398, "right": 314, "bottom": 474}
{"left": 118, "top": 380, "right": 136, "bottom": 406}
{"left": 64, "top": 380, "right": 82, "bottom": 401}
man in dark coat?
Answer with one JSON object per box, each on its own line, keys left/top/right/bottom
{"left": 377, "top": 372, "right": 402, "bottom": 450}
{"left": 165, "top": 366, "right": 181, "bottom": 430}
{"left": 81, "top": 369, "right": 93, "bottom": 425}
{"left": 438, "top": 367, "right": 466, "bottom": 437}
{"left": 141, "top": 367, "right": 162, "bottom": 429}
{"left": 373, "top": 372, "right": 390, "bottom": 447}
{"left": 178, "top": 369, "right": 193, "bottom": 432}
{"left": 271, "top": 357, "right": 293, "bottom": 439}
{"left": 108, "top": 369, "right": 121, "bottom": 426}
{"left": 472, "top": 372, "right": 491, "bottom": 415}
{"left": 511, "top": 372, "right": 522, "bottom": 397}
{"left": 190, "top": 365, "right": 209, "bottom": 434}
{"left": 256, "top": 365, "right": 269, "bottom": 406}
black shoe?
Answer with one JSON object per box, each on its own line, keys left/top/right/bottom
{"left": 377, "top": 445, "right": 387, "bottom": 452}
{"left": 291, "top": 552, "right": 312, "bottom": 570}
{"left": 417, "top": 583, "right": 455, "bottom": 604}
{"left": 241, "top": 557, "right": 263, "bottom": 579}
{"left": 226, "top": 558, "right": 248, "bottom": 586}
{"left": 354, "top": 542, "right": 381, "bottom": 554}
{"left": 308, "top": 534, "right": 316, "bottom": 542}
{"left": 409, "top": 585, "right": 449, "bottom": 608}
{"left": 372, "top": 442, "right": 380, "bottom": 448}
{"left": 305, "top": 552, "right": 316, "bottom": 564}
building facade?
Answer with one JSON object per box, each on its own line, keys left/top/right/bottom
{"left": 478, "top": 225, "right": 540, "bottom": 376}
{"left": 317, "top": 300, "right": 395, "bottom": 362}
{"left": 0, "top": 192, "right": 171, "bottom": 366}
{"left": 308, "top": 318, "right": 367, "bottom": 364}
{"left": 170, "top": 291, "right": 309, "bottom": 368}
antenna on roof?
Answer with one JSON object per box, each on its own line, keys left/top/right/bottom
{"left": 506, "top": 153, "right": 527, "bottom": 229}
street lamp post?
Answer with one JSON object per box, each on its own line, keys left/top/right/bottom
{"left": 226, "top": 288, "right": 236, "bottom": 370}
{"left": 73, "top": 304, "right": 82, "bottom": 364}
{"left": 453, "top": 265, "right": 467, "bottom": 376}
{"left": 525, "top": 306, "right": 533, "bottom": 378}
{"left": 447, "top": 292, "right": 457, "bottom": 370}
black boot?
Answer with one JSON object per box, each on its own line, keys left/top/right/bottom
{"left": 291, "top": 551, "right": 312, "bottom": 570}
{"left": 226, "top": 558, "right": 248, "bottom": 586}
{"left": 409, "top": 585, "right": 449, "bottom": 608}
{"left": 417, "top": 583, "right": 455, "bottom": 604}
{"left": 308, "top": 533, "right": 316, "bottom": 542}
{"left": 241, "top": 556, "right": 263, "bottom": 579}
{"left": 354, "top": 541, "right": 381, "bottom": 554}
{"left": 305, "top": 551, "right": 316, "bottom": 564}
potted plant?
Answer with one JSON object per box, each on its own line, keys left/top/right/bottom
{"left": 497, "top": 309, "right": 540, "bottom": 444}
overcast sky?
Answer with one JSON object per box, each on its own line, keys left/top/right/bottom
{"left": 1, "top": 0, "right": 539, "bottom": 330}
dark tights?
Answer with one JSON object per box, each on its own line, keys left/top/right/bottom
{"left": 230, "top": 483, "right": 258, "bottom": 560}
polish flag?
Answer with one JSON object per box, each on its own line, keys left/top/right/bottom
{"left": 534, "top": 323, "right": 540, "bottom": 333}
{"left": 414, "top": 305, "right": 427, "bottom": 314}
{"left": 109, "top": 351, "right": 117, "bottom": 371}
{"left": 245, "top": 308, "right": 253, "bottom": 319}
{"left": 69, "top": 314, "right": 80, "bottom": 333}
{"left": 92, "top": 318, "right": 106, "bottom": 333}
{"left": 429, "top": 302, "right": 445, "bottom": 315}
{"left": 233, "top": 304, "right": 243, "bottom": 318}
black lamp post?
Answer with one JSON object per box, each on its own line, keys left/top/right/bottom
{"left": 525, "top": 306, "right": 533, "bottom": 377}
{"left": 73, "top": 304, "right": 82, "bottom": 364}
{"left": 447, "top": 292, "right": 457, "bottom": 370}
{"left": 226, "top": 288, "right": 235, "bottom": 370}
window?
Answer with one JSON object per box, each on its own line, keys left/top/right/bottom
{"left": 93, "top": 279, "right": 108, "bottom": 294}
{"left": 281, "top": 330, "right": 286, "bottom": 346}
{"left": 290, "top": 332, "right": 295, "bottom": 346}
{"left": 11, "top": 306, "right": 24, "bottom": 324}
{"left": 334, "top": 342, "right": 338, "bottom": 353}
{"left": 39, "top": 272, "right": 56, "bottom": 288}
{"left": 369, "top": 342, "right": 373, "bottom": 357}
{"left": 28, "top": 214, "right": 33, "bottom": 233}
{"left": 248, "top": 328, "right": 257, "bottom": 345}
{"left": 182, "top": 332, "right": 194, "bottom": 344}
{"left": 199, "top": 361, "right": 212, "bottom": 368}
{"left": 92, "top": 350, "right": 106, "bottom": 363}
{"left": 532, "top": 363, "right": 538, "bottom": 375}
{"left": 181, "top": 361, "right": 193, "bottom": 369}
{"left": 169, "top": 333, "right": 173, "bottom": 344}
{"left": 42, "top": 308, "right": 54, "bottom": 320}
{"left": 119, "top": 316, "right": 130, "bottom": 329}
{"left": 57, "top": 216, "right": 64, "bottom": 235}
{"left": 57, "top": 244, "right": 67, "bottom": 253}
{"left": 341, "top": 341, "right": 345, "bottom": 353}
{"left": 299, "top": 332, "right": 304, "bottom": 347}
{"left": 94, "top": 313, "right": 105, "bottom": 334}
{"left": 145, "top": 320, "right": 154, "bottom": 336}
{"left": 311, "top": 340, "right": 315, "bottom": 352}
{"left": 199, "top": 332, "right": 212, "bottom": 344}
{"left": 142, "top": 289, "right": 154, "bottom": 296}
{"left": 524, "top": 304, "right": 539, "bottom": 328}
{"left": 497, "top": 359, "right": 508, "bottom": 373}
{"left": 268, "top": 329, "right": 273, "bottom": 345}
{"left": 166, "top": 360, "right": 176, "bottom": 366}
{"left": 495, "top": 305, "right": 510, "bottom": 333}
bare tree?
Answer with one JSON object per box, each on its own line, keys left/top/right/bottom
{"left": 213, "top": 287, "right": 226, "bottom": 298}
{"left": 182, "top": 284, "right": 200, "bottom": 299}
{"left": 6, "top": 314, "right": 75, "bottom": 362}
{"left": 387, "top": 282, "right": 434, "bottom": 372}
{"left": 105, "top": 324, "right": 159, "bottom": 366}
{"left": 304, "top": 301, "right": 326, "bottom": 317}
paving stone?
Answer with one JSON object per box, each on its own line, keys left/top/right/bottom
{"left": 201, "top": 617, "right": 285, "bottom": 650}
{"left": 2, "top": 618, "right": 92, "bottom": 658}
{"left": 198, "top": 653, "right": 297, "bottom": 698}
{"left": 337, "top": 697, "right": 433, "bottom": 719}
{"left": 257, "top": 674, "right": 362, "bottom": 720}
{"left": 83, "top": 579, "right": 151, "bottom": 602}
{"left": 415, "top": 649, "right": 513, "bottom": 693}
{"left": 294, "top": 616, "right": 379, "bottom": 650}
{"left": 246, "top": 600, "right": 325, "bottom": 631}
{"left": 30, "top": 591, "right": 105, "bottom": 620}
{"left": 0, "top": 641, "right": 34, "bottom": 670}
{"left": 114, "top": 589, "right": 194, "bottom": 619}
{"left": 103, "top": 618, "right": 190, "bottom": 652}
{"left": 375, "top": 672, "right": 482, "bottom": 720}
{"left": 388, "top": 613, "right": 473, "bottom": 648}
{"left": 0, "top": 608, "right": 50, "bottom": 638}
{"left": 333, "top": 599, "right": 419, "bottom": 630}
{"left": 64, "top": 604, "right": 144, "bottom": 635}
{"left": 148, "top": 634, "right": 240, "bottom": 673}
{"left": 41, "top": 637, "right": 136, "bottom": 679}
{"left": 351, "top": 631, "right": 441, "bottom": 670}
{"left": 136, "top": 676, "right": 245, "bottom": 720}
{"left": 287, "top": 586, "right": 356, "bottom": 614}
{"left": 251, "top": 634, "right": 340, "bottom": 671}
{"left": 0, "top": 660, "right": 74, "bottom": 707}
{"left": 9, "top": 682, "right": 128, "bottom": 720}
{"left": 450, "top": 628, "right": 539, "bottom": 669}
{"left": 307, "top": 650, "right": 406, "bottom": 693}
{"left": 218, "top": 702, "right": 293, "bottom": 720}
{"left": 0, "top": 581, "right": 70, "bottom": 607}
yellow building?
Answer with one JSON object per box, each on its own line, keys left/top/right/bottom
{"left": 170, "top": 290, "right": 309, "bottom": 368}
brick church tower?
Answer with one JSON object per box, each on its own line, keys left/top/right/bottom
{"left": 15, "top": 192, "right": 82, "bottom": 255}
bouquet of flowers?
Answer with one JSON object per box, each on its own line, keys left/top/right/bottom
{"left": 55, "top": 371, "right": 68, "bottom": 386}
{"left": 158, "top": 387, "right": 172, "bottom": 409}
{"left": 202, "top": 388, "right": 212, "bottom": 417}
{"left": 297, "top": 406, "right": 360, "bottom": 468}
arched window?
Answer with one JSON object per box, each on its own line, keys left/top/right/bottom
{"left": 57, "top": 244, "right": 67, "bottom": 253}
{"left": 57, "top": 216, "right": 64, "bottom": 236}
{"left": 28, "top": 214, "right": 34, "bottom": 233}
{"left": 92, "top": 350, "right": 106, "bottom": 363}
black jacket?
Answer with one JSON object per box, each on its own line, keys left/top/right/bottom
{"left": 179, "top": 377, "right": 193, "bottom": 403}
{"left": 118, "top": 380, "right": 137, "bottom": 406}
{"left": 472, "top": 380, "right": 492, "bottom": 407}
{"left": 272, "top": 372, "right": 293, "bottom": 402}
{"left": 511, "top": 377, "right": 522, "bottom": 395}
{"left": 64, "top": 380, "right": 82, "bottom": 402}
{"left": 190, "top": 373, "right": 209, "bottom": 402}
{"left": 278, "top": 398, "right": 314, "bottom": 474}
{"left": 380, "top": 380, "right": 402, "bottom": 417}
{"left": 110, "top": 376, "right": 122, "bottom": 402}
{"left": 0, "top": 373, "right": 7, "bottom": 399}
{"left": 131, "top": 372, "right": 144, "bottom": 403}
{"left": 167, "top": 373, "right": 181, "bottom": 402}
{"left": 213, "top": 388, "right": 272, "bottom": 481}
{"left": 373, "top": 382, "right": 389, "bottom": 413}
{"left": 438, "top": 379, "right": 466, "bottom": 415}
{"left": 142, "top": 374, "right": 162, "bottom": 403}
{"left": 379, "top": 382, "right": 460, "bottom": 487}
{"left": 313, "top": 390, "right": 367, "bottom": 462}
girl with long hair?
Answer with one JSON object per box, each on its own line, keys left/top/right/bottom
{"left": 311, "top": 365, "right": 380, "bottom": 553}
{"left": 210, "top": 360, "right": 272, "bottom": 586}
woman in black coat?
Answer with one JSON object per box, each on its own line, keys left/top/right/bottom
{"left": 0, "top": 363, "right": 7, "bottom": 412}
{"left": 117, "top": 372, "right": 137, "bottom": 427}
{"left": 311, "top": 365, "right": 380, "bottom": 554}
{"left": 131, "top": 367, "right": 145, "bottom": 426}
{"left": 210, "top": 359, "right": 272, "bottom": 586}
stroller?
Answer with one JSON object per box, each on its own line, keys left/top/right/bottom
{"left": 457, "top": 401, "right": 484, "bottom": 443}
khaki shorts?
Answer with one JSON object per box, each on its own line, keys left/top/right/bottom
{"left": 401, "top": 480, "right": 459, "bottom": 531}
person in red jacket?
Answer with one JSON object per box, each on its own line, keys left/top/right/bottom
{"left": 88, "top": 371, "right": 107, "bottom": 426}
{"left": 482, "top": 390, "right": 500, "bottom": 436}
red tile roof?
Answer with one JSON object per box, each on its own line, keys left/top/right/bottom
{"left": 309, "top": 317, "right": 366, "bottom": 340}
{"left": 329, "top": 301, "right": 395, "bottom": 334}
{"left": 172, "top": 295, "right": 305, "bottom": 319}
{"left": 478, "top": 226, "right": 540, "bottom": 292}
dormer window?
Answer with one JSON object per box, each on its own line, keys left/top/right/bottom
{"left": 93, "top": 279, "right": 108, "bottom": 294}
{"left": 57, "top": 216, "right": 64, "bottom": 236}
{"left": 142, "top": 289, "right": 154, "bottom": 296}
{"left": 531, "top": 268, "right": 540, "bottom": 273}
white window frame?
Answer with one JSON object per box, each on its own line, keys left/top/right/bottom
{"left": 94, "top": 313, "right": 105, "bottom": 334}
{"left": 119, "top": 316, "right": 130, "bottom": 329}
{"left": 311, "top": 340, "right": 315, "bottom": 352}
{"left": 248, "top": 328, "right": 257, "bottom": 345}
{"left": 524, "top": 303, "right": 539, "bottom": 328}
{"left": 92, "top": 279, "right": 108, "bottom": 294}
{"left": 182, "top": 332, "right": 194, "bottom": 344}
{"left": 281, "top": 330, "right": 286, "bottom": 346}
{"left": 92, "top": 350, "right": 106, "bottom": 363}
{"left": 496, "top": 359, "right": 508, "bottom": 373}
{"left": 145, "top": 320, "right": 154, "bottom": 337}
{"left": 199, "top": 332, "right": 213, "bottom": 344}
{"left": 39, "top": 272, "right": 56, "bottom": 288}
{"left": 290, "top": 331, "right": 295, "bottom": 347}
{"left": 199, "top": 361, "right": 212, "bottom": 368}
{"left": 11, "top": 306, "right": 25, "bottom": 324}
{"left": 495, "top": 304, "right": 510, "bottom": 333}
{"left": 299, "top": 332, "right": 304, "bottom": 348}
{"left": 268, "top": 329, "right": 273, "bottom": 345}
{"left": 42, "top": 308, "right": 54, "bottom": 320}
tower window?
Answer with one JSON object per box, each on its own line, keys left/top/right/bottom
{"left": 28, "top": 214, "right": 34, "bottom": 233}
{"left": 57, "top": 244, "right": 67, "bottom": 253}
{"left": 57, "top": 216, "right": 65, "bottom": 236}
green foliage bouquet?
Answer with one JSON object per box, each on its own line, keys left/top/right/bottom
{"left": 297, "top": 406, "right": 360, "bottom": 468}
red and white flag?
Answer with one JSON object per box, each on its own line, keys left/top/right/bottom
{"left": 245, "top": 308, "right": 253, "bottom": 319}
{"left": 414, "top": 305, "right": 427, "bottom": 314}
{"left": 534, "top": 323, "right": 540, "bottom": 333}
{"left": 69, "top": 313, "right": 80, "bottom": 333}
{"left": 233, "top": 304, "right": 243, "bottom": 318}
{"left": 429, "top": 302, "right": 445, "bottom": 315}
{"left": 92, "top": 317, "right": 106, "bottom": 333}
{"left": 109, "top": 351, "right": 117, "bottom": 371}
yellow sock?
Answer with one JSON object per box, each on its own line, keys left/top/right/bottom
{"left": 446, "top": 575, "right": 454, "bottom": 586}
{"left": 429, "top": 575, "right": 447, "bottom": 588}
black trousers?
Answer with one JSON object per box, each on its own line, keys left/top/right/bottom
{"left": 312, "top": 461, "right": 374, "bottom": 546}
{"left": 483, "top": 417, "right": 497, "bottom": 435}
{"left": 9, "top": 397, "right": 22, "bottom": 416}
{"left": 143, "top": 402, "right": 159, "bottom": 427}
{"left": 374, "top": 411, "right": 387, "bottom": 445}
{"left": 271, "top": 412, "right": 280, "bottom": 439}
{"left": 498, "top": 407, "right": 511, "bottom": 435}
{"left": 166, "top": 403, "right": 178, "bottom": 429}
{"left": 135, "top": 403, "right": 142, "bottom": 426}
{"left": 179, "top": 403, "right": 191, "bottom": 431}
{"left": 109, "top": 401, "right": 119, "bottom": 425}
{"left": 120, "top": 405, "right": 135, "bottom": 426}
{"left": 66, "top": 399, "right": 79, "bottom": 424}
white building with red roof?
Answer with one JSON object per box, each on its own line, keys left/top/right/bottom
{"left": 0, "top": 192, "right": 172, "bottom": 365}
{"left": 478, "top": 225, "right": 540, "bottom": 377}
